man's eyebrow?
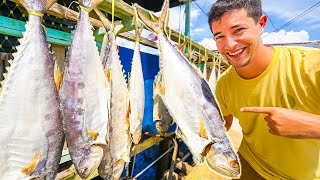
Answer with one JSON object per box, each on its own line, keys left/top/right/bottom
{"left": 213, "top": 24, "right": 246, "bottom": 37}
{"left": 213, "top": 32, "right": 221, "bottom": 37}
{"left": 231, "top": 24, "right": 245, "bottom": 29}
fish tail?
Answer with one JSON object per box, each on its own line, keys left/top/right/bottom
{"left": 18, "top": 0, "right": 55, "bottom": 13}
{"left": 80, "top": 0, "right": 104, "bottom": 11}
{"left": 134, "top": 0, "right": 169, "bottom": 34}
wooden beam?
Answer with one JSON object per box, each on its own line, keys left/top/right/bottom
{"left": 0, "top": 15, "right": 71, "bottom": 46}
{"left": 97, "top": 0, "right": 229, "bottom": 67}
{"left": 9, "top": 0, "right": 228, "bottom": 68}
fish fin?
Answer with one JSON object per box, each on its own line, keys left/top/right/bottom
{"left": 191, "top": 63, "right": 205, "bottom": 79}
{"left": 155, "top": 77, "right": 165, "bottom": 96}
{"left": 112, "top": 159, "right": 126, "bottom": 179}
{"left": 105, "top": 68, "right": 111, "bottom": 82}
{"left": 126, "top": 101, "right": 131, "bottom": 131}
{"left": 176, "top": 127, "right": 187, "bottom": 141}
{"left": 80, "top": 0, "right": 104, "bottom": 11}
{"left": 21, "top": 149, "right": 41, "bottom": 175}
{"left": 18, "top": 0, "right": 55, "bottom": 12}
{"left": 87, "top": 127, "right": 99, "bottom": 140}
{"left": 134, "top": 0, "right": 169, "bottom": 34}
{"left": 203, "top": 61, "right": 208, "bottom": 80}
{"left": 121, "top": 154, "right": 131, "bottom": 163}
{"left": 198, "top": 118, "right": 208, "bottom": 139}
{"left": 2, "top": 73, "right": 7, "bottom": 79}
{"left": 8, "top": 59, "right": 13, "bottom": 65}
{"left": 54, "top": 59, "right": 62, "bottom": 92}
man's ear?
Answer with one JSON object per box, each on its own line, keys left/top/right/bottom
{"left": 258, "top": 14, "right": 268, "bottom": 34}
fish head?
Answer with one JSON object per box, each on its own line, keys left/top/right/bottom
{"left": 77, "top": 145, "right": 104, "bottom": 179}
{"left": 205, "top": 143, "right": 241, "bottom": 179}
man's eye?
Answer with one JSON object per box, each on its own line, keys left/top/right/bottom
{"left": 235, "top": 28, "right": 245, "bottom": 33}
{"left": 215, "top": 36, "right": 224, "bottom": 40}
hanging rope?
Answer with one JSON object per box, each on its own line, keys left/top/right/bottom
{"left": 111, "top": 0, "right": 115, "bottom": 31}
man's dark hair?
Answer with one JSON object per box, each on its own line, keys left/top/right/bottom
{"left": 208, "top": 0, "right": 262, "bottom": 32}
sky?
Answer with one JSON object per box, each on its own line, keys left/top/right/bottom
{"left": 117, "top": 0, "right": 320, "bottom": 54}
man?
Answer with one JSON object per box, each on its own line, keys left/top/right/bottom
{"left": 208, "top": 0, "right": 320, "bottom": 179}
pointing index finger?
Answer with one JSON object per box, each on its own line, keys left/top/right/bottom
{"left": 240, "top": 107, "right": 274, "bottom": 114}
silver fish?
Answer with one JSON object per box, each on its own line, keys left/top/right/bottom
{"left": 136, "top": 1, "right": 241, "bottom": 178}
{"left": 208, "top": 61, "right": 217, "bottom": 93}
{"left": 153, "top": 73, "right": 173, "bottom": 136}
{"left": 0, "top": 0, "right": 63, "bottom": 179}
{"left": 95, "top": 11, "right": 131, "bottom": 179}
{"left": 128, "top": 14, "right": 145, "bottom": 144}
{"left": 202, "top": 61, "right": 208, "bottom": 81}
{"left": 59, "top": 0, "right": 109, "bottom": 178}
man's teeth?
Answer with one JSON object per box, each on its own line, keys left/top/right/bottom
{"left": 229, "top": 49, "right": 243, "bottom": 56}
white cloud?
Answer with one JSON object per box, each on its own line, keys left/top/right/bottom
{"left": 262, "top": 30, "right": 309, "bottom": 44}
{"left": 198, "top": 37, "right": 217, "bottom": 50}
{"left": 193, "top": 28, "right": 205, "bottom": 33}
{"left": 190, "top": 8, "right": 201, "bottom": 21}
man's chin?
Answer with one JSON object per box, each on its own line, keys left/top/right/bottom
{"left": 228, "top": 58, "right": 251, "bottom": 68}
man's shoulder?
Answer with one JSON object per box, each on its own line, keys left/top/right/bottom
{"left": 277, "top": 46, "right": 320, "bottom": 57}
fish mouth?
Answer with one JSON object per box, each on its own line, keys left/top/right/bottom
{"left": 77, "top": 145, "right": 104, "bottom": 179}
{"left": 205, "top": 156, "right": 241, "bottom": 179}
{"left": 204, "top": 144, "right": 241, "bottom": 178}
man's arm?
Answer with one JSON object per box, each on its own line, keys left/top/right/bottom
{"left": 241, "top": 107, "right": 320, "bottom": 139}
{"left": 224, "top": 114, "right": 233, "bottom": 131}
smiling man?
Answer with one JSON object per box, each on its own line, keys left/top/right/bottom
{"left": 208, "top": 0, "right": 320, "bottom": 179}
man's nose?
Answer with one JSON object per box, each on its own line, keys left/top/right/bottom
{"left": 224, "top": 36, "right": 238, "bottom": 50}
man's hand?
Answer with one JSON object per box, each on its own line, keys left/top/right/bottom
{"left": 241, "top": 107, "right": 320, "bottom": 139}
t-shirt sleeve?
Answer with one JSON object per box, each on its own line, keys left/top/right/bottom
{"left": 215, "top": 78, "right": 230, "bottom": 116}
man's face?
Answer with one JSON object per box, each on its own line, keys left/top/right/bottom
{"left": 211, "top": 9, "right": 265, "bottom": 68}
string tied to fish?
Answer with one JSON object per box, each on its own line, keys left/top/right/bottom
{"left": 156, "top": 29, "right": 163, "bottom": 34}
{"left": 80, "top": 5, "right": 90, "bottom": 13}
{"left": 28, "top": 11, "right": 44, "bottom": 17}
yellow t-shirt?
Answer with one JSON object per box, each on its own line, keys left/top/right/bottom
{"left": 215, "top": 46, "right": 320, "bottom": 179}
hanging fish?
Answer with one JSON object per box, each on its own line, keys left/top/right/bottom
{"left": 208, "top": 60, "right": 217, "bottom": 92}
{"left": 135, "top": 0, "right": 241, "bottom": 178}
{"left": 153, "top": 73, "right": 173, "bottom": 136}
{"left": 128, "top": 9, "right": 145, "bottom": 145}
{"left": 202, "top": 61, "right": 208, "bottom": 81}
{"left": 0, "top": 0, "right": 63, "bottom": 179}
{"left": 59, "top": 0, "right": 109, "bottom": 178}
{"left": 94, "top": 8, "right": 131, "bottom": 180}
